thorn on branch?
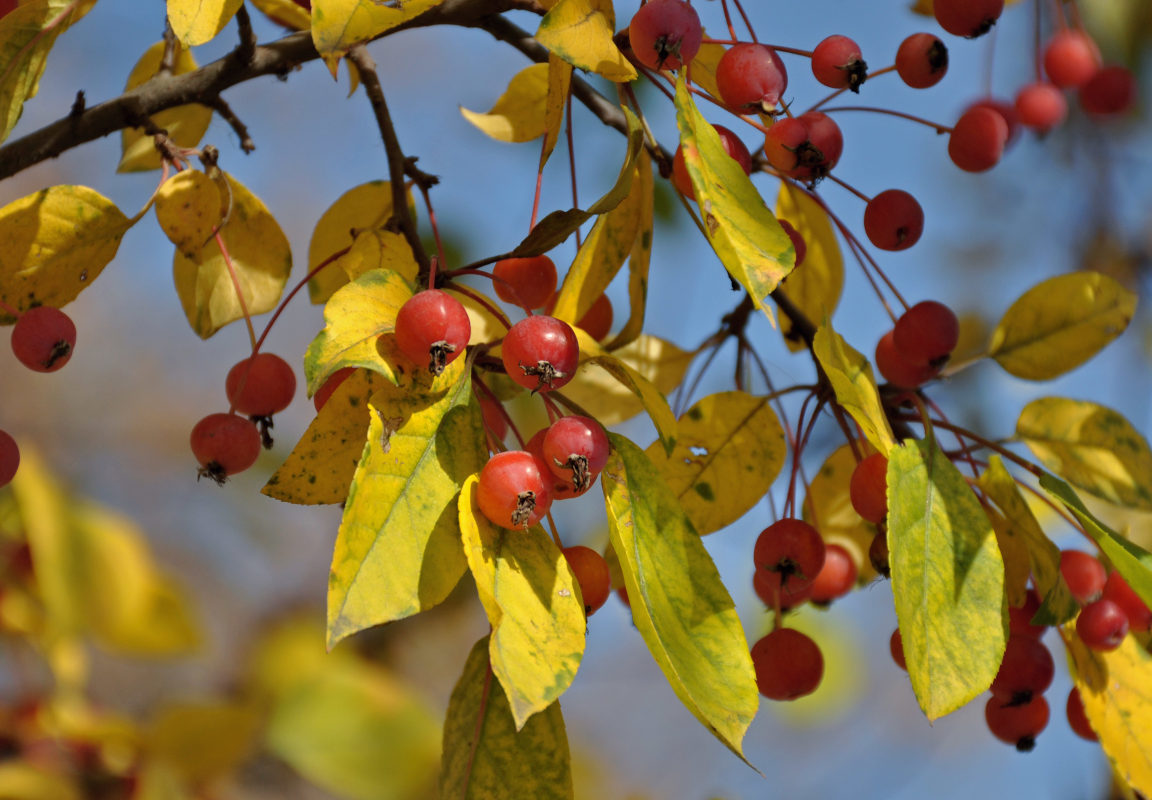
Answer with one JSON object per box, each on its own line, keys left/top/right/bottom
{"left": 69, "top": 91, "right": 85, "bottom": 120}
{"left": 403, "top": 156, "right": 439, "bottom": 192}
{"left": 208, "top": 96, "right": 256, "bottom": 154}
{"left": 159, "top": 22, "right": 179, "bottom": 75}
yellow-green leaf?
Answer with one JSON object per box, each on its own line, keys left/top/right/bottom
{"left": 250, "top": 0, "right": 312, "bottom": 29}
{"left": 673, "top": 74, "right": 793, "bottom": 325}
{"left": 119, "top": 41, "right": 212, "bottom": 172}
{"left": 541, "top": 54, "right": 572, "bottom": 168}
{"left": 536, "top": 0, "right": 635, "bottom": 83}
{"left": 988, "top": 271, "right": 1136, "bottom": 381}
{"left": 645, "top": 391, "right": 784, "bottom": 535}
{"left": 147, "top": 702, "right": 261, "bottom": 784}
{"left": 327, "top": 359, "right": 484, "bottom": 647}
{"left": 602, "top": 434, "right": 758, "bottom": 760}
{"left": 888, "top": 438, "right": 1006, "bottom": 720}
{"left": 813, "top": 322, "right": 897, "bottom": 455}
{"left": 167, "top": 0, "right": 243, "bottom": 46}
{"left": 440, "top": 636, "right": 573, "bottom": 800}
{"left": 170, "top": 170, "right": 292, "bottom": 338}
{"left": 154, "top": 170, "right": 224, "bottom": 255}
{"left": 775, "top": 184, "right": 843, "bottom": 352}
{"left": 802, "top": 444, "right": 877, "bottom": 580}
{"left": 605, "top": 150, "right": 653, "bottom": 351}
{"left": 311, "top": 0, "right": 447, "bottom": 63}
{"left": 263, "top": 369, "right": 388, "bottom": 505}
{"left": 303, "top": 269, "right": 413, "bottom": 396}
{"left": 1018, "top": 397, "right": 1152, "bottom": 511}
{"left": 559, "top": 334, "right": 692, "bottom": 425}
{"left": 459, "top": 475, "right": 585, "bottom": 730}
{"left": 461, "top": 63, "right": 549, "bottom": 143}
{"left": 0, "top": 185, "right": 129, "bottom": 320}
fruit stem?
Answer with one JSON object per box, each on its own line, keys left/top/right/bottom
{"left": 446, "top": 283, "right": 512, "bottom": 331}
{"left": 819, "top": 106, "right": 952, "bottom": 134}
{"left": 807, "top": 66, "right": 896, "bottom": 113}
{"left": 0, "top": 298, "right": 22, "bottom": 319}
{"left": 565, "top": 92, "right": 582, "bottom": 251}
{"left": 251, "top": 245, "right": 352, "bottom": 357}
{"left": 925, "top": 395, "right": 981, "bottom": 480}
{"left": 544, "top": 511, "right": 565, "bottom": 551}
{"left": 893, "top": 413, "right": 1046, "bottom": 479}
{"left": 472, "top": 374, "right": 525, "bottom": 449}
{"left": 825, "top": 173, "right": 872, "bottom": 203}
{"left": 530, "top": 139, "right": 546, "bottom": 232}
{"left": 214, "top": 231, "right": 258, "bottom": 352}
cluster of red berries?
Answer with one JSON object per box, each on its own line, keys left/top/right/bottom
{"left": 874, "top": 300, "right": 960, "bottom": 390}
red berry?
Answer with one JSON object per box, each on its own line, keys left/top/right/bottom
{"left": 990, "top": 636, "right": 1055, "bottom": 703}
{"left": 0, "top": 429, "right": 19, "bottom": 488}
{"left": 1079, "top": 66, "right": 1136, "bottom": 116}
{"left": 1043, "top": 30, "right": 1100, "bottom": 89}
{"left": 800, "top": 112, "right": 844, "bottom": 175}
{"left": 934, "top": 0, "right": 1005, "bottom": 38}
{"left": 751, "top": 628, "right": 823, "bottom": 701}
{"left": 313, "top": 367, "right": 355, "bottom": 412}
{"left": 809, "top": 543, "right": 858, "bottom": 604}
{"left": 777, "top": 220, "right": 807, "bottom": 267}
{"left": 1076, "top": 598, "right": 1129, "bottom": 651}
{"left": 476, "top": 450, "right": 553, "bottom": 529}
{"left": 492, "top": 255, "right": 558, "bottom": 310}
{"left": 715, "top": 43, "right": 788, "bottom": 113}
{"left": 890, "top": 628, "right": 907, "bottom": 670}
{"left": 753, "top": 518, "right": 825, "bottom": 597}
{"left": 501, "top": 315, "right": 579, "bottom": 393}
{"left": 875, "top": 330, "right": 937, "bottom": 388}
{"left": 896, "top": 33, "right": 948, "bottom": 89}
{"left": 966, "top": 97, "right": 1021, "bottom": 147}
{"left": 753, "top": 567, "right": 813, "bottom": 611}
{"left": 562, "top": 545, "right": 611, "bottom": 616}
{"left": 478, "top": 395, "right": 508, "bottom": 443}
{"left": 985, "top": 695, "right": 1049, "bottom": 752}
{"left": 1014, "top": 82, "right": 1067, "bottom": 132}
{"left": 811, "top": 35, "right": 867, "bottom": 92}
{"left": 627, "top": 0, "right": 701, "bottom": 71}
{"left": 226, "top": 353, "right": 296, "bottom": 417}
{"left": 525, "top": 428, "right": 579, "bottom": 499}
{"left": 671, "top": 125, "right": 753, "bottom": 200}
{"left": 190, "top": 413, "right": 262, "bottom": 485}
{"left": 863, "top": 189, "right": 924, "bottom": 251}
{"left": 948, "top": 106, "right": 1009, "bottom": 172}
{"left": 763, "top": 113, "right": 842, "bottom": 181}
{"left": 1102, "top": 571, "right": 1152, "bottom": 633}
{"left": 849, "top": 453, "right": 889, "bottom": 525}
{"left": 394, "top": 290, "right": 471, "bottom": 376}
{"left": 1060, "top": 549, "right": 1106, "bottom": 604}
{"left": 10, "top": 306, "right": 76, "bottom": 372}
{"left": 1008, "top": 588, "right": 1047, "bottom": 639}
{"left": 542, "top": 415, "right": 610, "bottom": 494}
{"left": 545, "top": 292, "right": 614, "bottom": 342}
{"left": 893, "top": 300, "right": 959, "bottom": 368}
{"left": 1066, "top": 687, "right": 1097, "bottom": 742}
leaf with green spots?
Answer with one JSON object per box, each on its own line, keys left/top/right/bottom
{"left": 263, "top": 370, "right": 388, "bottom": 506}
{"left": 1018, "top": 397, "right": 1152, "bottom": 512}
{"left": 536, "top": 0, "right": 635, "bottom": 83}
{"left": 887, "top": 439, "right": 1006, "bottom": 720}
{"left": 673, "top": 74, "right": 793, "bottom": 326}
{"left": 440, "top": 636, "right": 573, "bottom": 800}
{"left": 645, "top": 392, "right": 785, "bottom": 535}
{"left": 775, "top": 184, "right": 843, "bottom": 353}
{"left": 326, "top": 359, "right": 485, "bottom": 647}
{"left": 458, "top": 476, "right": 585, "bottom": 730}
{"left": 813, "top": 322, "right": 897, "bottom": 455}
{"left": 602, "top": 434, "right": 758, "bottom": 761}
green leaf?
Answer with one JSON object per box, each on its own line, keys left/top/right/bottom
{"left": 988, "top": 271, "right": 1136, "bottom": 381}
{"left": 673, "top": 74, "right": 793, "bottom": 325}
{"left": 326, "top": 359, "right": 485, "bottom": 647}
{"left": 167, "top": 0, "right": 243, "bottom": 45}
{"left": 602, "top": 434, "right": 758, "bottom": 761}
{"left": 440, "top": 636, "right": 573, "bottom": 800}
{"left": 458, "top": 476, "right": 585, "bottom": 730}
{"left": 536, "top": 0, "right": 636, "bottom": 83}
{"left": 119, "top": 41, "right": 212, "bottom": 172}
{"left": 1017, "top": 397, "right": 1152, "bottom": 511}
{"left": 461, "top": 64, "right": 550, "bottom": 143}
{"left": 813, "top": 323, "right": 897, "bottom": 455}
{"left": 311, "top": 0, "right": 448, "bottom": 67}
{"left": 774, "top": 184, "right": 843, "bottom": 353}
{"left": 645, "top": 391, "right": 785, "bottom": 535}
{"left": 887, "top": 439, "right": 1006, "bottom": 720}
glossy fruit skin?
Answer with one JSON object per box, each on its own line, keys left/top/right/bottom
{"left": 1060, "top": 549, "right": 1106, "bottom": 604}
{"left": 715, "top": 43, "right": 788, "bottom": 112}
{"left": 809, "top": 543, "right": 858, "bottom": 604}
{"left": 751, "top": 628, "right": 824, "bottom": 701}
{"left": 1014, "top": 82, "right": 1067, "bottom": 132}
{"left": 627, "top": 0, "right": 702, "bottom": 71}
{"left": 1102, "top": 571, "right": 1152, "bottom": 632}
{"left": 0, "top": 429, "right": 19, "bottom": 488}
{"left": 1079, "top": 66, "right": 1136, "bottom": 115}
{"left": 313, "top": 367, "right": 355, "bottom": 412}
{"left": 11, "top": 306, "right": 76, "bottom": 372}
{"left": 753, "top": 518, "right": 825, "bottom": 596}
{"left": 849, "top": 453, "right": 889, "bottom": 524}
{"left": 990, "top": 636, "right": 1054, "bottom": 703}
{"left": 778, "top": 220, "right": 806, "bottom": 267}
{"left": 763, "top": 113, "right": 843, "bottom": 181}
{"left": 1076, "top": 598, "right": 1129, "bottom": 651}
{"left": 948, "top": 106, "right": 1009, "bottom": 172}
{"left": 394, "top": 290, "right": 471, "bottom": 376}
{"left": 671, "top": 125, "right": 753, "bottom": 200}
{"left": 1043, "top": 30, "right": 1100, "bottom": 89}
{"left": 501, "top": 315, "right": 579, "bottom": 393}
{"left": 896, "top": 33, "right": 948, "bottom": 88}
{"left": 889, "top": 628, "right": 907, "bottom": 670}
{"left": 493, "top": 255, "right": 558, "bottom": 309}
{"left": 1066, "top": 688, "right": 1097, "bottom": 742}
{"left": 863, "top": 190, "right": 924, "bottom": 252}
{"left": 562, "top": 546, "right": 611, "bottom": 615}
{"left": 875, "top": 330, "right": 937, "bottom": 388}
{"left": 934, "top": 0, "right": 1004, "bottom": 39}
{"left": 893, "top": 301, "right": 959, "bottom": 368}
{"left": 1008, "top": 587, "right": 1047, "bottom": 639}
{"left": 542, "top": 415, "right": 610, "bottom": 493}
{"left": 476, "top": 450, "right": 553, "bottom": 529}
{"left": 811, "top": 35, "right": 867, "bottom": 92}
{"left": 226, "top": 353, "right": 297, "bottom": 416}
{"left": 753, "top": 568, "right": 812, "bottom": 611}
{"left": 190, "top": 413, "right": 262, "bottom": 484}
{"left": 985, "top": 694, "right": 1049, "bottom": 752}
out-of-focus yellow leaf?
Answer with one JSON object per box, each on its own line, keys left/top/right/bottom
{"left": 559, "top": 334, "right": 692, "bottom": 425}
{"left": 536, "top": 0, "right": 635, "bottom": 83}
{"left": 775, "top": 185, "right": 843, "bottom": 352}
{"left": 0, "top": 763, "right": 81, "bottom": 800}
{"left": 459, "top": 476, "right": 584, "bottom": 730}
{"left": 602, "top": 434, "right": 758, "bottom": 761}
{"left": 909, "top": 0, "right": 933, "bottom": 14}
{"left": 813, "top": 323, "right": 897, "bottom": 455}
{"left": 1018, "top": 397, "right": 1152, "bottom": 512}
{"left": 119, "top": 41, "right": 212, "bottom": 172}
{"left": 606, "top": 150, "right": 653, "bottom": 351}
{"left": 541, "top": 54, "right": 572, "bottom": 168}
{"left": 311, "top": 0, "right": 446, "bottom": 65}
{"left": 0, "top": 186, "right": 130, "bottom": 321}
{"left": 1064, "top": 629, "right": 1152, "bottom": 797}
{"left": 263, "top": 370, "right": 388, "bottom": 505}
{"left": 988, "top": 272, "right": 1136, "bottom": 381}
{"left": 461, "top": 64, "right": 549, "bottom": 143}
{"left": 147, "top": 702, "right": 261, "bottom": 784}
{"left": 645, "top": 391, "right": 784, "bottom": 535}
{"left": 303, "top": 269, "right": 412, "bottom": 396}
{"left": 168, "top": 0, "right": 242, "bottom": 45}
{"left": 250, "top": 0, "right": 311, "bottom": 29}
{"left": 888, "top": 439, "right": 1005, "bottom": 721}
{"left": 457, "top": 288, "right": 505, "bottom": 346}
{"left": 441, "top": 636, "right": 573, "bottom": 800}
{"left": 134, "top": 761, "right": 193, "bottom": 800}
{"left": 327, "top": 359, "right": 484, "bottom": 647}
{"left": 687, "top": 40, "right": 725, "bottom": 101}
{"left": 169, "top": 171, "right": 292, "bottom": 339}
{"left": 674, "top": 75, "right": 793, "bottom": 326}
{"left": 802, "top": 444, "right": 876, "bottom": 579}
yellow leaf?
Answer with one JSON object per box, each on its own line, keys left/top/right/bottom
{"left": 802, "top": 444, "right": 877, "bottom": 579}
{"left": 1064, "top": 630, "right": 1152, "bottom": 797}
{"left": 988, "top": 271, "right": 1137, "bottom": 381}
{"left": 154, "top": 170, "right": 224, "bottom": 256}
{"left": 0, "top": 185, "right": 130, "bottom": 321}
{"left": 147, "top": 702, "right": 261, "bottom": 784}
{"left": 602, "top": 434, "right": 758, "bottom": 761}
{"left": 249, "top": 0, "right": 312, "bottom": 29}
{"left": 1018, "top": 397, "right": 1152, "bottom": 511}
{"left": 536, "top": 0, "right": 636, "bottom": 83}
{"left": 119, "top": 41, "right": 212, "bottom": 172}
{"left": 687, "top": 39, "right": 725, "bottom": 101}
{"left": 311, "top": 0, "right": 447, "bottom": 63}
{"left": 133, "top": 761, "right": 193, "bottom": 800}
{"left": 645, "top": 391, "right": 785, "bottom": 535}
{"left": 169, "top": 171, "right": 292, "bottom": 338}
{"left": 674, "top": 75, "right": 793, "bottom": 325}
{"left": 263, "top": 369, "right": 389, "bottom": 505}
{"left": 888, "top": 439, "right": 1006, "bottom": 720}
{"left": 541, "top": 54, "right": 572, "bottom": 168}
{"left": 0, "top": 762, "right": 81, "bottom": 800}
{"left": 459, "top": 476, "right": 585, "bottom": 730}
{"left": 457, "top": 287, "right": 505, "bottom": 347}
{"left": 605, "top": 149, "right": 654, "bottom": 351}
{"left": 461, "top": 63, "right": 549, "bottom": 143}
{"left": 441, "top": 636, "right": 574, "bottom": 800}
{"left": 813, "top": 323, "right": 897, "bottom": 455}
{"left": 775, "top": 184, "right": 843, "bottom": 352}
{"left": 558, "top": 334, "right": 692, "bottom": 425}
{"left": 303, "top": 269, "right": 412, "bottom": 396}
{"left": 327, "top": 359, "right": 485, "bottom": 647}
{"left": 167, "top": 0, "right": 243, "bottom": 46}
